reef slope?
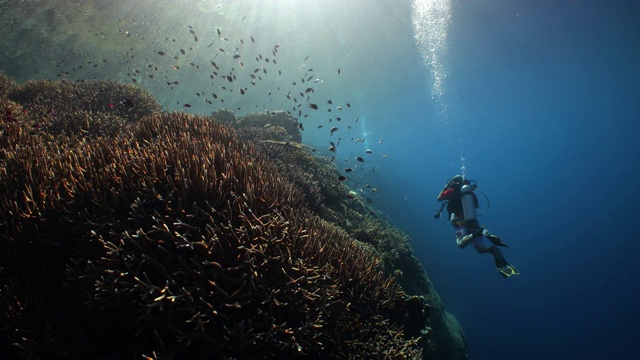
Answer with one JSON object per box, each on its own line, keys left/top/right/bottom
{"left": 0, "top": 76, "right": 467, "bottom": 359}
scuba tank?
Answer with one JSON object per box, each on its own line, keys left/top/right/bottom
{"left": 461, "top": 184, "right": 477, "bottom": 222}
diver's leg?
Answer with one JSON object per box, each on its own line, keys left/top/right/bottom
{"left": 453, "top": 225, "right": 469, "bottom": 249}
{"left": 456, "top": 226, "right": 475, "bottom": 248}
{"left": 458, "top": 227, "right": 483, "bottom": 249}
{"left": 482, "top": 228, "right": 508, "bottom": 247}
{"left": 472, "top": 239, "right": 493, "bottom": 253}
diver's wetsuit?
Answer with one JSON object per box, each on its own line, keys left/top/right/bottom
{"left": 437, "top": 176, "right": 517, "bottom": 278}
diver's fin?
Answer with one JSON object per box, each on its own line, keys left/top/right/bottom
{"left": 496, "top": 263, "right": 519, "bottom": 279}
{"left": 490, "top": 246, "right": 519, "bottom": 279}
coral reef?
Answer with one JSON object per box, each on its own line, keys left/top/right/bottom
{"left": 1, "top": 77, "right": 429, "bottom": 359}
{"left": 3, "top": 78, "right": 161, "bottom": 138}
{"left": 223, "top": 107, "right": 468, "bottom": 360}
{"left": 234, "top": 110, "right": 303, "bottom": 143}
{"left": 0, "top": 72, "right": 15, "bottom": 99}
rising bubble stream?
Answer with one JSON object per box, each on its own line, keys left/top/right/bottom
{"left": 411, "top": 0, "right": 452, "bottom": 111}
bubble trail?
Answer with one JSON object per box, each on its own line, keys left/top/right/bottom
{"left": 411, "top": 0, "right": 452, "bottom": 111}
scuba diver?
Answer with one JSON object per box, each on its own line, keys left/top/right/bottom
{"left": 434, "top": 175, "right": 519, "bottom": 279}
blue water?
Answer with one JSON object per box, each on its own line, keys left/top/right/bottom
{"left": 385, "top": 1, "right": 640, "bottom": 359}
{"left": 3, "top": 0, "right": 640, "bottom": 358}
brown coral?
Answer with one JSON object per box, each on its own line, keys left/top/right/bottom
{"left": 1, "top": 81, "right": 426, "bottom": 358}
{"left": 7, "top": 78, "right": 160, "bottom": 136}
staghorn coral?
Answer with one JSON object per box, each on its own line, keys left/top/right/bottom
{"left": 1, "top": 95, "right": 427, "bottom": 359}
{"left": 8, "top": 78, "right": 161, "bottom": 124}
{"left": 254, "top": 143, "right": 340, "bottom": 219}
{"left": 1, "top": 76, "right": 161, "bottom": 138}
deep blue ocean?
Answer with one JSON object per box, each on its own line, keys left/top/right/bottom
{"left": 2, "top": 0, "right": 639, "bottom": 359}
{"left": 382, "top": 1, "right": 640, "bottom": 359}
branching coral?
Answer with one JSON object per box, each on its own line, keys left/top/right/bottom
{"left": 8, "top": 78, "right": 161, "bottom": 128}
{"left": 1, "top": 83, "right": 427, "bottom": 358}
{"left": 0, "top": 72, "right": 15, "bottom": 100}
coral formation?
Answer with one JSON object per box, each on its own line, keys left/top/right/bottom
{"left": 0, "top": 72, "right": 15, "bottom": 99}
{"left": 5, "top": 78, "right": 161, "bottom": 138}
{"left": 0, "top": 76, "right": 430, "bottom": 359}
{"left": 224, "top": 107, "right": 468, "bottom": 360}
{"left": 234, "top": 110, "right": 303, "bottom": 143}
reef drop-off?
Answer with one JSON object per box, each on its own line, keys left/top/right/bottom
{"left": 0, "top": 75, "right": 467, "bottom": 359}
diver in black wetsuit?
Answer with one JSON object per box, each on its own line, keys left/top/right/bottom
{"left": 435, "top": 175, "right": 518, "bottom": 279}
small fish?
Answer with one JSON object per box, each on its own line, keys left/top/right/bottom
{"left": 356, "top": 156, "right": 364, "bottom": 162}
{"left": 180, "top": 48, "right": 186, "bottom": 55}
{"left": 233, "top": 54, "right": 241, "bottom": 59}
{"left": 365, "top": 149, "right": 373, "bottom": 154}
{"left": 216, "top": 28, "right": 221, "bottom": 37}
{"left": 337, "top": 67, "right": 341, "bottom": 75}
{"left": 337, "top": 175, "right": 348, "bottom": 182}
{"left": 305, "top": 87, "right": 314, "bottom": 93}
{"left": 344, "top": 168, "right": 354, "bottom": 173}
{"left": 327, "top": 99, "right": 333, "bottom": 104}
{"left": 157, "top": 51, "right": 165, "bottom": 55}
{"left": 250, "top": 35, "right": 255, "bottom": 43}
{"left": 309, "top": 104, "right": 318, "bottom": 110}
{"left": 346, "top": 103, "right": 351, "bottom": 107}
{"left": 330, "top": 127, "right": 338, "bottom": 135}
{"left": 183, "top": 103, "right": 192, "bottom": 107}
{"left": 304, "top": 54, "right": 310, "bottom": 61}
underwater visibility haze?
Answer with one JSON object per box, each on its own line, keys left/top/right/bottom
{"left": 1, "top": 0, "right": 640, "bottom": 359}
